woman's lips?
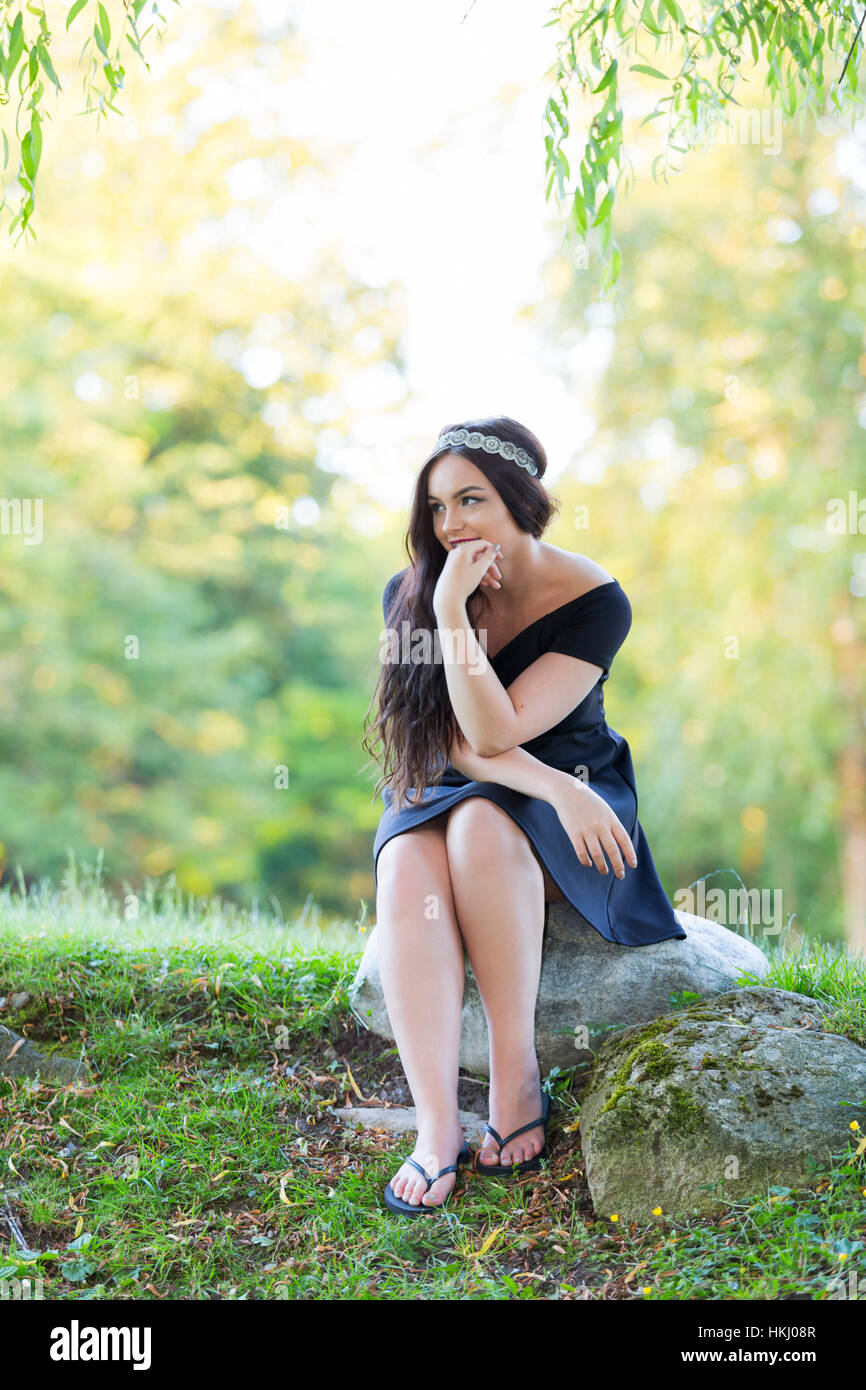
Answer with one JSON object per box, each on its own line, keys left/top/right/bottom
{"left": 450, "top": 537, "right": 481, "bottom": 547}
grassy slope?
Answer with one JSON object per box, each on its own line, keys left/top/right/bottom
{"left": 1, "top": 858, "right": 864, "bottom": 1301}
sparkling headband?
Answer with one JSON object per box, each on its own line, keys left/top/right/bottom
{"left": 435, "top": 428, "right": 539, "bottom": 477}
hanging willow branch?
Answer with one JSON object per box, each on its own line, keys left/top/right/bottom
{"left": 0, "top": 0, "right": 174, "bottom": 244}
{"left": 542, "top": 0, "right": 866, "bottom": 296}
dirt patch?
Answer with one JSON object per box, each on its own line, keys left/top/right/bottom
{"left": 322, "top": 1022, "right": 491, "bottom": 1112}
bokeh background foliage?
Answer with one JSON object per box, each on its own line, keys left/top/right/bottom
{"left": 0, "top": 1, "right": 864, "bottom": 945}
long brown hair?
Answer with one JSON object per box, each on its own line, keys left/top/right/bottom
{"left": 362, "top": 416, "right": 560, "bottom": 811}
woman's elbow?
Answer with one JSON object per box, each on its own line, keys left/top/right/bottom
{"left": 473, "top": 734, "right": 517, "bottom": 758}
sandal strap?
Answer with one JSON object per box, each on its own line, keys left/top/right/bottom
{"left": 498, "top": 1115, "right": 546, "bottom": 1148}
{"left": 483, "top": 1122, "right": 504, "bottom": 1152}
{"left": 481, "top": 1093, "right": 551, "bottom": 1156}
{"left": 404, "top": 1156, "right": 460, "bottom": 1189}
{"left": 484, "top": 1114, "right": 545, "bottom": 1153}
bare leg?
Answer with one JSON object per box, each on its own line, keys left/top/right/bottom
{"left": 444, "top": 799, "right": 549, "bottom": 1168}
{"left": 375, "top": 813, "right": 467, "bottom": 1208}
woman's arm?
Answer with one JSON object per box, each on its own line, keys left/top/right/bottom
{"left": 432, "top": 544, "right": 601, "bottom": 756}
{"left": 433, "top": 591, "right": 517, "bottom": 756}
{"left": 446, "top": 731, "right": 571, "bottom": 806}
{"left": 446, "top": 732, "right": 638, "bottom": 879}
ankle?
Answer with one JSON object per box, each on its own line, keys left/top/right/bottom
{"left": 488, "top": 1057, "right": 540, "bottom": 1091}
{"left": 412, "top": 1107, "right": 462, "bottom": 1140}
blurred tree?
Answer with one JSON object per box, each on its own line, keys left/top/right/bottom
{"left": 531, "top": 114, "right": 866, "bottom": 947}
{"left": 0, "top": 0, "right": 404, "bottom": 916}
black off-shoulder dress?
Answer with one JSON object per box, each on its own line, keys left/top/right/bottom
{"left": 372, "top": 569, "right": 687, "bottom": 948}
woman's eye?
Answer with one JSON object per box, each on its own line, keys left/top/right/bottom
{"left": 430, "top": 497, "right": 481, "bottom": 514}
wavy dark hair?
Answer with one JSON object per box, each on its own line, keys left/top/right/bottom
{"left": 362, "top": 415, "right": 560, "bottom": 812}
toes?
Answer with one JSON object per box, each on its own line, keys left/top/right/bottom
{"left": 422, "top": 1175, "right": 454, "bottom": 1206}
{"left": 393, "top": 1167, "right": 423, "bottom": 1204}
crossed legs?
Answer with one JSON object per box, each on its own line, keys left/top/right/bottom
{"left": 375, "top": 797, "right": 562, "bottom": 1209}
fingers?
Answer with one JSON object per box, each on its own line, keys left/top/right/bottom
{"left": 602, "top": 833, "right": 626, "bottom": 878}
{"left": 612, "top": 821, "right": 638, "bottom": 869}
{"left": 564, "top": 787, "right": 639, "bottom": 879}
{"left": 580, "top": 820, "right": 637, "bottom": 877}
{"left": 582, "top": 832, "right": 609, "bottom": 876}
{"left": 575, "top": 841, "right": 593, "bottom": 868}
{"left": 468, "top": 538, "right": 498, "bottom": 566}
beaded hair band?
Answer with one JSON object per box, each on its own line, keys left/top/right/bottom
{"left": 435, "top": 428, "right": 539, "bottom": 477}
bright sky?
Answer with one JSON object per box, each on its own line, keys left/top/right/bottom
{"left": 213, "top": 0, "right": 612, "bottom": 509}
{"left": 144, "top": 0, "right": 866, "bottom": 524}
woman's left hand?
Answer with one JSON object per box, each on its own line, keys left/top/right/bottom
{"left": 433, "top": 538, "right": 501, "bottom": 613}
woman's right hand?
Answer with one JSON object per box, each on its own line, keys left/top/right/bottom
{"left": 551, "top": 777, "right": 638, "bottom": 879}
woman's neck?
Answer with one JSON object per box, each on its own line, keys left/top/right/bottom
{"left": 493, "top": 540, "right": 560, "bottom": 612}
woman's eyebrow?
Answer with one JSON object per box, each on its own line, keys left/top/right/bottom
{"left": 427, "top": 485, "right": 486, "bottom": 502}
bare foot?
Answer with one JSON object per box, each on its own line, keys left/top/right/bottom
{"left": 477, "top": 1062, "right": 546, "bottom": 1169}
{"left": 388, "top": 1118, "right": 467, "bottom": 1208}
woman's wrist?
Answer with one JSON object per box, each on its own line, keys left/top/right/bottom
{"left": 547, "top": 768, "right": 587, "bottom": 809}
{"left": 432, "top": 594, "right": 468, "bottom": 628}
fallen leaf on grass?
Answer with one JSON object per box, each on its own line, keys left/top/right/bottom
{"left": 473, "top": 1226, "right": 503, "bottom": 1258}
{"left": 344, "top": 1061, "right": 373, "bottom": 1103}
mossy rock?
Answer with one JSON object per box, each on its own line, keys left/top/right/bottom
{"left": 577, "top": 986, "right": 865, "bottom": 1222}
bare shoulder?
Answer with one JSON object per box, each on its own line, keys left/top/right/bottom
{"left": 545, "top": 546, "right": 615, "bottom": 596}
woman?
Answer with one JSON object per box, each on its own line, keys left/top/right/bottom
{"left": 362, "top": 416, "right": 686, "bottom": 1218}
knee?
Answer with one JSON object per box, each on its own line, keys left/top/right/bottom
{"left": 376, "top": 826, "right": 447, "bottom": 901}
{"left": 445, "top": 797, "right": 537, "bottom": 872}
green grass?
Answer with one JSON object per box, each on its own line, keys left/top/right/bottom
{"left": 1, "top": 854, "right": 864, "bottom": 1301}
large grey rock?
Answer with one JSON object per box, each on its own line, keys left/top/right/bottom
{"left": 578, "top": 985, "right": 866, "bottom": 1222}
{"left": 0, "top": 1025, "right": 90, "bottom": 1085}
{"left": 348, "top": 904, "right": 769, "bottom": 1077}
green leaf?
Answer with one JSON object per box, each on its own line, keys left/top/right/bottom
{"left": 600, "top": 239, "right": 622, "bottom": 293}
{"left": 548, "top": 96, "right": 569, "bottom": 134}
{"left": 104, "top": 60, "right": 125, "bottom": 89}
{"left": 8, "top": 12, "right": 25, "bottom": 71}
{"left": 630, "top": 63, "right": 669, "bottom": 79}
{"left": 38, "top": 44, "right": 62, "bottom": 91}
{"left": 93, "top": 23, "right": 109, "bottom": 58}
{"left": 97, "top": 2, "right": 111, "bottom": 48}
{"left": 30, "top": 114, "right": 42, "bottom": 171}
{"left": 592, "top": 59, "right": 617, "bottom": 94}
{"left": 66, "top": 0, "right": 89, "bottom": 29}
{"left": 28, "top": 45, "right": 38, "bottom": 86}
{"left": 593, "top": 185, "right": 614, "bottom": 226}
{"left": 21, "top": 129, "right": 35, "bottom": 179}
{"left": 660, "top": 0, "right": 680, "bottom": 23}
{"left": 637, "top": 109, "right": 663, "bottom": 129}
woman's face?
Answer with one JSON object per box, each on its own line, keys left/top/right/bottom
{"left": 426, "top": 452, "right": 516, "bottom": 555}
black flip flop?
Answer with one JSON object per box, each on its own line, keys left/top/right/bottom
{"left": 383, "top": 1142, "right": 473, "bottom": 1217}
{"left": 474, "top": 1090, "right": 552, "bottom": 1176}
